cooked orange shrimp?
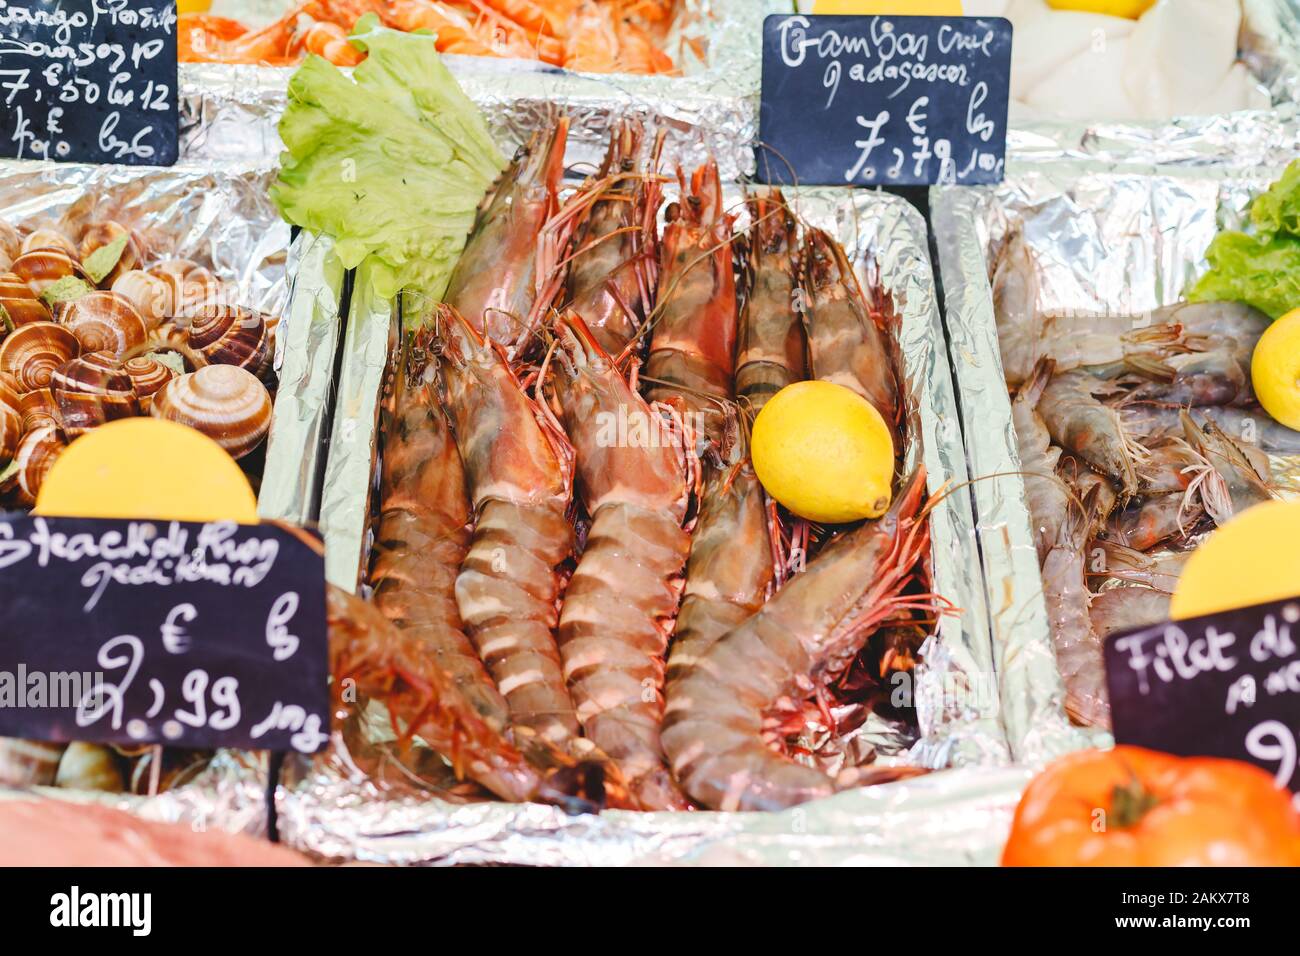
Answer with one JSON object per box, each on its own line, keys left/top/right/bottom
{"left": 662, "top": 468, "right": 934, "bottom": 811}
{"left": 293, "top": 19, "right": 366, "bottom": 65}
{"left": 645, "top": 161, "right": 737, "bottom": 449}
{"left": 548, "top": 312, "right": 696, "bottom": 809}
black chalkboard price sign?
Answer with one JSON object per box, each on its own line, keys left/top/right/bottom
{"left": 757, "top": 14, "right": 1011, "bottom": 187}
{"left": 0, "top": 516, "right": 329, "bottom": 753}
{"left": 1105, "top": 596, "right": 1300, "bottom": 793}
{"left": 0, "top": 1, "right": 178, "bottom": 165}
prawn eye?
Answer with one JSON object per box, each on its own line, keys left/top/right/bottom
{"left": 621, "top": 159, "right": 635, "bottom": 172}
{"left": 664, "top": 201, "right": 681, "bottom": 221}
{"left": 687, "top": 195, "right": 702, "bottom": 208}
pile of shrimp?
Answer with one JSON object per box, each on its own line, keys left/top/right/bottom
{"left": 329, "top": 119, "right": 948, "bottom": 814}
{"left": 992, "top": 225, "right": 1300, "bottom": 730}
{"left": 180, "top": 0, "right": 680, "bottom": 73}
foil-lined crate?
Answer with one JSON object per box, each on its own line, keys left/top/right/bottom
{"left": 180, "top": 0, "right": 784, "bottom": 179}
{"left": 931, "top": 157, "right": 1296, "bottom": 765}
{"left": 277, "top": 180, "right": 1011, "bottom": 866}
{"left": 0, "top": 161, "right": 346, "bottom": 836}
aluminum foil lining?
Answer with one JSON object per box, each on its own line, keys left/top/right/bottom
{"left": 259, "top": 231, "right": 346, "bottom": 527}
{"left": 931, "top": 158, "right": 1295, "bottom": 764}
{"left": 281, "top": 183, "right": 1011, "bottom": 866}
{"left": 180, "top": 0, "right": 781, "bottom": 180}
{"left": 1003, "top": 1, "right": 1300, "bottom": 169}
{"left": 0, "top": 161, "right": 327, "bottom": 836}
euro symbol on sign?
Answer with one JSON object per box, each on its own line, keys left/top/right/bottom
{"left": 162, "top": 603, "right": 197, "bottom": 654}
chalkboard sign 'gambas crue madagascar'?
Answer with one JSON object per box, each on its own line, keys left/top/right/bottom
{"left": 757, "top": 15, "right": 1011, "bottom": 187}
{"left": 0, "top": 1, "right": 179, "bottom": 165}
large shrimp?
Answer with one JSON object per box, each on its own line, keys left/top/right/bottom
{"left": 547, "top": 313, "right": 696, "bottom": 809}
{"left": 735, "top": 190, "right": 805, "bottom": 419}
{"left": 369, "top": 329, "right": 509, "bottom": 731}
{"left": 444, "top": 120, "right": 570, "bottom": 353}
{"left": 801, "top": 227, "right": 902, "bottom": 453}
{"left": 645, "top": 161, "right": 738, "bottom": 449}
{"left": 1179, "top": 411, "right": 1276, "bottom": 525}
{"left": 662, "top": 468, "right": 933, "bottom": 812}
{"left": 330, "top": 586, "right": 612, "bottom": 808}
{"left": 1038, "top": 368, "right": 1144, "bottom": 495}
{"left": 990, "top": 226, "right": 1042, "bottom": 388}
{"left": 665, "top": 454, "right": 778, "bottom": 690}
{"left": 1041, "top": 485, "right": 1108, "bottom": 729}
{"left": 563, "top": 121, "right": 663, "bottom": 357}
{"left": 1119, "top": 403, "right": 1300, "bottom": 454}
{"left": 435, "top": 305, "right": 583, "bottom": 752}
{"left": 1012, "top": 358, "right": 1067, "bottom": 562}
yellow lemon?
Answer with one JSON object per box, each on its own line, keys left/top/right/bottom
{"left": 1251, "top": 307, "right": 1300, "bottom": 432}
{"left": 751, "top": 381, "right": 895, "bottom": 524}
{"left": 1171, "top": 499, "right": 1300, "bottom": 620}
{"left": 177, "top": 0, "right": 213, "bottom": 13}
{"left": 1045, "top": 0, "right": 1155, "bottom": 18}
{"left": 35, "top": 417, "right": 258, "bottom": 523}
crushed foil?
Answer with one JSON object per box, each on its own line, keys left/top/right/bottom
{"left": 181, "top": 0, "right": 782, "bottom": 179}
{"left": 280, "top": 181, "right": 1011, "bottom": 865}
{"left": 0, "top": 161, "right": 331, "bottom": 836}
{"left": 931, "top": 156, "right": 1297, "bottom": 764}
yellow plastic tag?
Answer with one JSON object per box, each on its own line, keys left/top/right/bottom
{"left": 1171, "top": 498, "right": 1300, "bottom": 620}
{"left": 813, "top": 1, "right": 964, "bottom": 14}
{"left": 34, "top": 417, "right": 258, "bottom": 524}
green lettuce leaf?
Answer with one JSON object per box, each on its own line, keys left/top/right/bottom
{"left": 1188, "top": 158, "right": 1300, "bottom": 319}
{"left": 1188, "top": 231, "right": 1300, "bottom": 320}
{"left": 271, "top": 15, "right": 506, "bottom": 299}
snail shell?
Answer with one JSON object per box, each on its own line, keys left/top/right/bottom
{"left": 129, "top": 749, "right": 209, "bottom": 795}
{"left": 51, "top": 351, "right": 140, "bottom": 439}
{"left": 20, "top": 228, "right": 78, "bottom": 258}
{"left": 56, "top": 290, "right": 148, "bottom": 357}
{"left": 18, "top": 387, "right": 60, "bottom": 433}
{"left": 14, "top": 424, "right": 65, "bottom": 503}
{"left": 10, "top": 248, "right": 88, "bottom": 297}
{"left": 79, "top": 220, "right": 145, "bottom": 287}
{"left": 186, "top": 305, "right": 271, "bottom": 380}
{"left": 110, "top": 269, "right": 169, "bottom": 329}
{"left": 0, "top": 321, "right": 80, "bottom": 391}
{"left": 0, "top": 272, "right": 54, "bottom": 328}
{"left": 0, "top": 376, "right": 19, "bottom": 465}
{"left": 150, "top": 364, "right": 272, "bottom": 459}
{"left": 148, "top": 259, "right": 203, "bottom": 314}
{"left": 122, "top": 355, "right": 175, "bottom": 411}
{"left": 55, "top": 742, "right": 125, "bottom": 792}
{"left": 0, "top": 222, "right": 19, "bottom": 262}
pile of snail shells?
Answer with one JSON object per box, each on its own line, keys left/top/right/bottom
{"left": 0, "top": 219, "right": 280, "bottom": 506}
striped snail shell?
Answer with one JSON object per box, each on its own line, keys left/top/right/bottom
{"left": 129, "top": 749, "right": 209, "bottom": 795}
{"left": 111, "top": 269, "right": 169, "bottom": 329}
{"left": 18, "top": 387, "right": 60, "bottom": 433}
{"left": 0, "top": 222, "right": 19, "bottom": 262}
{"left": 0, "top": 271, "right": 53, "bottom": 328}
{"left": 0, "top": 321, "right": 80, "bottom": 392}
{"left": 0, "top": 223, "right": 17, "bottom": 273}
{"left": 148, "top": 259, "right": 223, "bottom": 315}
{"left": 150, "top": 364, "right": 272, "bottom": 460}
{"left": 50, "top": 351, "right": 140, "bottom": 439}
{"left": 122, "top": 355, "right": 175, "bottom": 411}
{"left": 55, "top": 742, "right": 125, "bottom": 792}
{"left": 14, "top": 424, "right": 65, "bottom": 503}
{"left": 186, "top": 305, "right": 271, "bottom": 380}
{"left": 20, "top": 228, "right": 78, "bottom": 258}
{"left": 10, "top": 247, "right": 88, "bottom": 297}
{"left": 0, "top": 375, "right": 19, "bottom": 465}
{"left": 78, "top": 220, "right": 145, "bottom": 288}
{"left": 56, "top": 290, "right": 148, "bottom": 357}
